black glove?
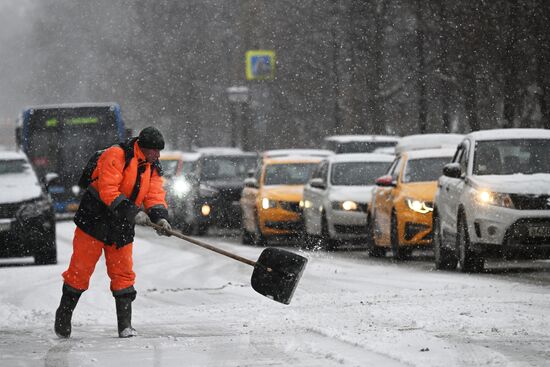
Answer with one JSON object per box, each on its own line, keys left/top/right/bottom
{"left": 155, "top": 218, "right": 172, "bottom": 236}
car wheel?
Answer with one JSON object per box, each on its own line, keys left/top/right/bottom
{"left": 34, "top": 235, "right": 57, "bottom": 265}
{"left": 303, "top": 233, "right": 318, "bottom": 249}
{"left": 321, "top": 215, "right": 337, "bottom": 251}
{"left": 177, "top": 221, "right": 193, "bottom": 235}
{"left": 241, "top": 228, "right": 253, "bottom": 245}
{"left": 457, "top": 214, "right": 484, "bottom": 273}
{"left": 252, "top": 215, "right": 266, "bottom": 247}
{"left": 433, "top": 212, "right": 457, "bottom": 270}
{"left": 367, "top": 215, "right": 386, "bottom": 258}
{"left": 391, "top": 213, "right": 410, "bottom": 260}
{"left": 194, "top": 223, "right": 208, "bottom": 236}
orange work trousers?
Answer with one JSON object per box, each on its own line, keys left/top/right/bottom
{"left": 62, "top": 227, "right": 135, "bottom": 292}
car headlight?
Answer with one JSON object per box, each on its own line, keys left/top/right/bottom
{"left": 172, "top": 178, "right": 192, "bottom": 198}
{"left": 261, "top": 197, "right": 277, "bottom": 210}
{"left": 405, "top": 198, "right": 433, "bottom": 214}
{"left": 331, "top": 200, "right": 359, "bottom": 211}
{"left": 201, "top": 203, "right": 211, "bottom": 216}
{"left": 17, "top": 197, "right": 52, "bottom": 220}
{"left": 473, "top": 189, "right": 514, "bottom": 208}
{"left": 299, "top": 200, "right": 313, "bottom": 209}
{"left": 71, "top": 185, "right": 81, "bottom": 197}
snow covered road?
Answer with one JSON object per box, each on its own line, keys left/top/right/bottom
{"left": 1, "top": 221, "right": 550, "bottom": 366}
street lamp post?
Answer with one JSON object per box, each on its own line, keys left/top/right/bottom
{"left": 226, "top": 86, "right": 249, "bottom": 149}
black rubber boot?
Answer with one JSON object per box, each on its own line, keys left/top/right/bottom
{"left": 115, "top": 292, "right": 137, "bottom": 338}
{"left": 54, "top": 284, "right": 82, "bottom": 338}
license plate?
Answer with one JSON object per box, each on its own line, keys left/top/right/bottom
{"left": 67, "top": 203, "right": 79, "bottom": 212}
{"left": 528, "top": 226, "right": 550, "bottom": 237}
{"left": 0, "top": 221, "right": 11, "bottom": 232}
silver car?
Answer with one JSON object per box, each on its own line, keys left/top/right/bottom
{"left": 303, "top": 153, "right": 394, "bottom": 250}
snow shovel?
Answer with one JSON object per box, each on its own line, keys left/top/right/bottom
{"left": 147, "top": 222, "right": 308, "bottom": 305}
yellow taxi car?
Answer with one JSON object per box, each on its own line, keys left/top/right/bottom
{"left": 240, "top": 155, "right": 322, "bottom": 245}
{"left": 367, "top": 148, "right": 455, "bottom": 259}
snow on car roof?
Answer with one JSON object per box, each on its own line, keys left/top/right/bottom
{"left": 24, "top": 102, "right": 119, "bottom": 110}
{"left": 263, "top": 149, "right": 334, "bottom": 158}
{"left": 160, "top": 151, "right": 200, "bottom": 161}
{"left": 406, "top": 147, "right": 456, "bottom": 159}
{"left": 193, "top": 147, "right": 256, "bottom": 156}
{"left": 328, "top": 153, "right": 395, "bottom": 163}
{"left": 324, "top": 134, "right": 400, "bottom": 142}
{"left": 0, "top": 150, "right": 27, "bottom": 160}
{"left": 468, "top": 128, "right": 550, "bottom": 141}
{"left": 395, "top": 133, "right": 464, "bottom": 153}
{"left": 265, "top": 155, "right": 323, "bottom": 164}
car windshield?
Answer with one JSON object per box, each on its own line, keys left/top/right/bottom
{"left": 161, "top": 159, "right": 179, "bottom": 177}
{"left": 264, "top": 163, "right": 318, "bottom": 185}
{"left": 181, "top": 161, "right": 196, "bottom": 177}
{"left": 0, "top": 159, "right": 32, "bottom": 175}
{"left": 329, "top": 141, "right": 397, "bottom": 154}
{"left": 331, "top": 161, "right": 390, "bottom": 186}
{"left": 473, "top": 139, "right": 550, "bottom": 175}
{"left": 200, "top": 156, "right": 256, "bottom": 180}
{"left": 402, "top": 157, "right": 452, "bottom": 183}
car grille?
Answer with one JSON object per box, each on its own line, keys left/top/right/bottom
{"left": 357, "top": 203, "right": 368, "bottom": 212}
{"left": 279, "top": 201, "right": 301, "bottom": 213}
{"left": 264, "top": 220, "right": 304, "bottom": 231}
{"left": 331, "top": 202, "right": 368, "bottom": 212}
{"left": 0, "top": 202, "right": 21, "bottom": 219}
{"left": 505, "top": 218, "right": 550, "bottom": 244}
{"left": 217, "top": 188, "right": 242, "bottom": 203}
{"left": 404, "top": 222, "right": 430, "bottom": 241}
{"left": 334, "top": 224, "right": 367, "bottom": 235}
{"left": 509, "top": 194, "right": 550, "bottom": 210}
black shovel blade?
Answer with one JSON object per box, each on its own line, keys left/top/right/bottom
{"left": 251, "top": 247, "right": 308, "bottom": 305}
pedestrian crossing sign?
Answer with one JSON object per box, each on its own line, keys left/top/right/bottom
{"left": 246, "top": 50, "right": 275, "bottom": 80}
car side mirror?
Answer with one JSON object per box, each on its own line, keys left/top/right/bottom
{"left": 44, "top": 172, "right": 60, "bottom": 186}
{"left": 244, "top": 177, "right": 259, "bottom": 188}
{"left": 443, "top": 163, "right": 462, "bottom": 178}
{"left": 375, "top": 175, "right": 396, "bottom": 187}
{"left": 15, "top": 126, "right": 22, "bottom": 148}
{"left": 309, "top": 178, "right": 326, "bottom": 190}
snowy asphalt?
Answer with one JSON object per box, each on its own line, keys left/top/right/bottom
{"left": 1, "top": 221, "right": 550, "bottom": 366}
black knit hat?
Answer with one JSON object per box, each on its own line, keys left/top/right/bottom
{"left": 138, "top": 126, "right": 165, "bottom": 150}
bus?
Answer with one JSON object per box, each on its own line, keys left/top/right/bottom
{"left": 16, "top": 102, "right": 128, "bottom": 216}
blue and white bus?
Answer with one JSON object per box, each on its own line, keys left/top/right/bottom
{"left": 16, "top": 102, "right": 128, "bottom": 216}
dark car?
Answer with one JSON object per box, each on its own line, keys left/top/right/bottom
{"left": 0, "top": 151, "right": 57, "bottom": 264}
{"left": 322, "top": 135, "right": 400, "bottom": 154}
{"left": 165, "top": 148, "right": 257, "bottom": 235}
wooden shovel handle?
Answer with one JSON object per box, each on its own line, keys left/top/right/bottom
{"left": 147, "top": 222, "right": 258, "bottom": 268}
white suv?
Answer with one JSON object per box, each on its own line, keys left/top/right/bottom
{"left": 433, "top": 129, "right": 550, "bottom": 272}
{"left": 0, "top": 151, "right": 57, "bottom": 264}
